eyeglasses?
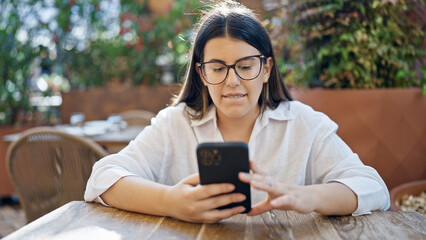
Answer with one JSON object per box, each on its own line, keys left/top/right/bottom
{"left": 197, "top": 55, "right": 265, "bottom": 85}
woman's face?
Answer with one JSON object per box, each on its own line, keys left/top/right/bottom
{"left": 197, "top": 37, "right": 272, "bottom": 122}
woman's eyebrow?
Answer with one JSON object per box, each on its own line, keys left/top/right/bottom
{"left": 204, "top": 58, "right": 226, "bottom": 63}
{"left": 204, "top": 55, "right": 256, "bottom": 64}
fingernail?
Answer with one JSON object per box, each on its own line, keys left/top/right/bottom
{"left": 239, "top": 172, "right": 249, "bottom": 178}
{"left": 238, "top": 195, "right": 246, "bottom": 201}
{"left": 228, "top": 184, "right": 235, "bottom": 191}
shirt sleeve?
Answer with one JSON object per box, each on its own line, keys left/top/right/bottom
{"left": 308, "top": 112, "right": 390, "bottom": 215}
{"left": 84, "top": 109, "right": 171, "bottom": 203}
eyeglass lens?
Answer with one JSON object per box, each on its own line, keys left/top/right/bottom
{"left": 201, "top": 56, "right": 262, "bottom": 84}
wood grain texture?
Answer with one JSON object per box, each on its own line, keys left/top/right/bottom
{"left": 4, "top": 201, "right": 426, "bottom": 240}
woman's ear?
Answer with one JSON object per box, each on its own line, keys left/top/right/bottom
{"left": 263, "top": 57, "right": 273, "bottom": 83}
{"left": 195, "top": 63, "right": 208, "bottom": 86}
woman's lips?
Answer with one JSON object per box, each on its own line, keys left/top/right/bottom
{"left": 223, "top": 93, "right": 247, "bottom": 98}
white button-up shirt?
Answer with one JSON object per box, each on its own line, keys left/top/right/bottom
{"left": 85, "top": 101, "right": 390, "bottom": 215}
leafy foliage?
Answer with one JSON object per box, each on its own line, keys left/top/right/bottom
{"left": 273, "top": 0, "right": 425, "bottom": 89}
{"left": 2, "top": 0, "right": 424, "bottom": 126}
{"left": 0, "top": 0, "right": 40, "bottom": 125}
{"left": 0, "top": 0, "right": 201, "bottom": 125}
{"left": 56, "top": 0, "right": 201, "bottom": 87}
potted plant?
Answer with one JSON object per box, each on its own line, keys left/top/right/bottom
{"left": 389, "top": 179, "right": 426, "bottom": 213}
{"left": 272, "top": 0, "right": 425, "bottom": 89}
{"left": 266, "top": 0, "right": 426, "bottom": 190}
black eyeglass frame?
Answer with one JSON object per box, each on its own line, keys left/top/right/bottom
{"left": 197, "top": 54, "right": 266, "bottom": 85}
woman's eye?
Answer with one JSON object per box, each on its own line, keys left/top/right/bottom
{"left": 238, "top": 65, "right": 252, "bottom": 70}
{"left": 212, "top": 67, "right": 225, "bottom": 72}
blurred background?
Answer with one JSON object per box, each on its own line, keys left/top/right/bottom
{"left": 0, "top": 0, "right": 425, "bottom": 236}
{"left": 0, "top": 0, "right": 424, "bottom": 127}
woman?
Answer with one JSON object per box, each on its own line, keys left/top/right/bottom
{"left": 85, "top": 1, "right": 390, "bottom": 223}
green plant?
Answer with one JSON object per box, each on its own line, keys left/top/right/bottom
{"left": 0, "top": 0, "right": 41, "bottom": 125}
{"left": 273, "top": 0, "right": 425, "bottom": 89}
{"left": 55, "top": 0, "right": 201, "bottom": 87}
{"left": 0, "top": 0, "right": 202, "bottom": 125}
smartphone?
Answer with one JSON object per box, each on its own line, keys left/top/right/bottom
{"left": 196, "top": 142, "right": 251, "bottom": 213}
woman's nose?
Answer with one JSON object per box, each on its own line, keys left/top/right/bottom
{"left": 225, "top": 68, "right": 240, "bottom": 87}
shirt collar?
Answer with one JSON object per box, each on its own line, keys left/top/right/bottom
{"left": 190, "top": 105, "right": 217, "bottom": 127}
{"left": 262, "top": 101, "right": 295, "bottom": 122}
{"left": 189, "top": 101, "right": 295, "bottom": 127}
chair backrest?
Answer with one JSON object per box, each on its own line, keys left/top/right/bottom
{"left": 119, "top": 109, "right": 156, "bottom": 126}
{"left": 6, "top": 127, "right": 108, "bottom": 222}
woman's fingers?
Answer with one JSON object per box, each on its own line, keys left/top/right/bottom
{"left": 201, "top": 206, "right": 246, "bottom": 223}
{"left": 194, "top": 183, "right": 236, "bottom": 199}
{"left": 249, "top": 161, "right": 267, "bottom": 174}
{"left": 199, "top": 192, "right": 246, "bottom": 210}
{"left": 180, "top": 173, "right": 200, "bottom": 186}
{"left": 270, "top": 188, "right": 315, "bottom": 214}
{"left": 239, "top": 172, "right": 287, "bottom": 195}
{"left": 239, "top": 171, "right": 264, "bottom": 182}
{"left": 187, "top": 192, "right": 246, "bottom": 223}
{"left": 239, "top": 171, "right": 272, "bottom": 183}
{"left": 247, "top": 200, "right": 273, "bottom": 216}
{"left": 181, "top": 174, "right": 237, "bottom": 200}
{"left": 250, "top": 180, "right": 287, "bottom": 196}
{"left": 171, "top": 174, "right": 250, "bottom": 223}
{"left": 270, "top": 195, "right": 293, "bottom": 208}
{"left": 177, "top": 166, "right": 310, "bottom": 222}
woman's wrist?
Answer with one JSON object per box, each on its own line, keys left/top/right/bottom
{"left": 307, "top": 184, "right": 324, "bottom": 214}
{"left": 117, "top": 176, "right": 175, "bottom": 217}
{"left": 309, "top": 183, "right": 357, "bottom": 215}
{"left": 158, "top": 185, "right": 174, "bottom": 217}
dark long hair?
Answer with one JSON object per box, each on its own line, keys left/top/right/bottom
{"left": 173, "top": 1, "right": 292, "bottom": 119}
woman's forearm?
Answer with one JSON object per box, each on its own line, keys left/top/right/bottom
{"left": 100, "top": 176, "right": 171, "bottom": 217}
{"left": 100, "top": 174, "right": 246, "bottom": 223}
{"left": 310, "top": 182, "right": 358, "bottom": 215}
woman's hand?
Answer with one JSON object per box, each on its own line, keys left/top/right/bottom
{"left": 239, "top": 161, "right": 357, "bottom": 216}
{"left": 165, "top": 173, "right": 247, "bottom": 223}
{"left": 239, "top": 161, "right": 317, "bottom": 216}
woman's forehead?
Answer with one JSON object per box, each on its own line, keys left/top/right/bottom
{"left": 202, "top": 37, "right": 260, "bottom": 63}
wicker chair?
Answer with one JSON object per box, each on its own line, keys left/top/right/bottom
{"left": 119, "top": 109, "right": 156, "bottom": 127}
{"left": 6, "top": 127, "right": 108, "bottom": 222}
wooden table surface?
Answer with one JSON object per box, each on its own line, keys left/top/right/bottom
{"left": 4, "top": 201, "right": 426, "bottom": 240}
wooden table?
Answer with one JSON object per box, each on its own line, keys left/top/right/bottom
{"left": 4, "top": 201, "right": 426, "bottom": 239}
{"left": 2, "top": 126, "right": 144, "bottom": 153}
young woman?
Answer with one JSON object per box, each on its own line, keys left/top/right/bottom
{"left": 85, "top": 1, "right": 390, "bottom": 223}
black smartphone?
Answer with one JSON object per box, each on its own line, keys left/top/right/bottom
{"left": 196, "top": 142, "right": 251, "bottom": 213}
